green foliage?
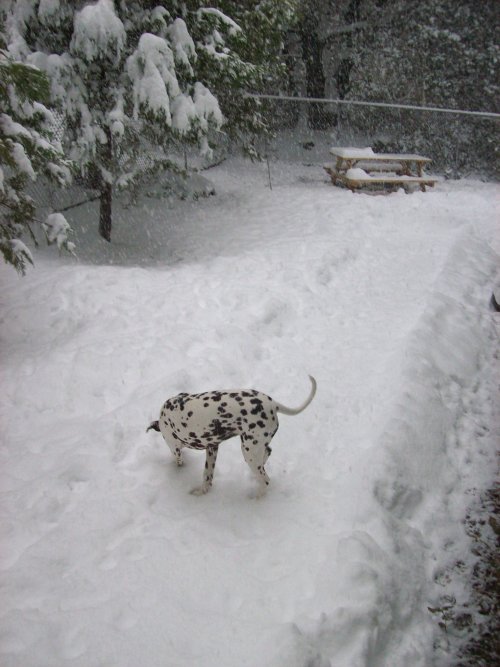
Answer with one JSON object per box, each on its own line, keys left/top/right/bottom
{"left": 195, "top": 0, "right": 299, "bottom": 154}
{"left": 0, "top": 46, "right": 73, "bottom": 274}
{"left": 10, "top": 0, "right": 292, "bottom": 238}
{"left": 0, "top": 59, "right": 50, "bottom": 105}
{"left": 6, "top": 0, "right": 301, "bottom": 241}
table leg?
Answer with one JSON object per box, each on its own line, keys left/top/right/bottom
{"left": 401, "top": 160, "right": 411, "bottom": 176}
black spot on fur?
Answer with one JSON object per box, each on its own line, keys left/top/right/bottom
{"left": 211, "top": 420, "right": 224, "bottom": 436}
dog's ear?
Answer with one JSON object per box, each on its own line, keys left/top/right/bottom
{"left": 146, "top": 420, "right": 160, "bottom": 433}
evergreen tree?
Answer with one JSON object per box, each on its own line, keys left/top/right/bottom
{"left": 0, "top": 29, "right": 73, "bottom": 274}
{"left": 198, "top": 0, "right": 299, "bottom": 155}
{"left": 8, "top": 0, "right": 293, "bottom": 241}
{"left": 7, "top": 1, "right": 233, "bottom": 241}
{"left": 298, "top": 0, "right": 329, "bottom": 128}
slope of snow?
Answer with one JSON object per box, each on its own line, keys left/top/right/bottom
{"left": 1, "top": 158, "right": 498, "bottom": 667}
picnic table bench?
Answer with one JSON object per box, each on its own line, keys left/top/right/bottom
{"left": 324, "top": 147, "right": 437, "bottom": 192}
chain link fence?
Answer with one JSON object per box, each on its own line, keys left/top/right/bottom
{"left": 29, "top": 93, "right": 498, "bottom": 216}
{"left": 253, "top": 96, "right": 499, "bottom": 180}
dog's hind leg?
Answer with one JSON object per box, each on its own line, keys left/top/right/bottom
{"left": 241, "top": 433, "right": 273, "bottom": 497}
{"left": 190, "top": 445, "right": 219, "bottom": 496}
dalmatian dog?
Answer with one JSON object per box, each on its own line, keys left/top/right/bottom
{"left": 147, "top": 375, "right": 316, "bottom": 497}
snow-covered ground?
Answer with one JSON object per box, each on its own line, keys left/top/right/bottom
{"left": 1, "top": 156, "right": 499, "bottom": 667}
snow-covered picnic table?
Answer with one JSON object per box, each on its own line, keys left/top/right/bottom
{"left": 324, "top": 147, "right": 437, "bottom": 192}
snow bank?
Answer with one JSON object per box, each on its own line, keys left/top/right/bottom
{"left": 374, "top": 233, "right": 498, "bottom": 521}
{"left": 294, "top": 229, "right": 499, "bottom": 667}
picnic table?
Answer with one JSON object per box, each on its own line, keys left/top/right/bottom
{"left": 324, "top": 147, "right": 437, "bottom": 192}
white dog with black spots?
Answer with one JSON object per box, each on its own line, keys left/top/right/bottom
{"left": 147, "top": 376, "right": 317, "bottom": 497}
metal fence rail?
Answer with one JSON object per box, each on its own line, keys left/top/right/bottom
{"left": 249, "top": 93, "right": 499, "bottom": 179}
{"left": 245, "top": 93, "right": 500, "bottom": 120}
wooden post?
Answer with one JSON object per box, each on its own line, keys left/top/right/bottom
{"left": 266, "top": 156, "right": 273, "bottom": 190}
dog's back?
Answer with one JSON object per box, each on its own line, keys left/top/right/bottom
{"left": 159, "top": 390, "right": 277, "bottom": 448}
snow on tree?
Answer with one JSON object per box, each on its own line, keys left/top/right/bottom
{"left": 7, "top": 0, "right": 257, "bottom": 242}
{"left": 196, "top": 1, "right": 299, "bottom": 156}
{"left": 0, "top": 25, "right": 73, "bottom": 274}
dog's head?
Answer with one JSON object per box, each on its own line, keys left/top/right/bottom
{"left": 146, "top": 420, "right": 160, "bottom": 433}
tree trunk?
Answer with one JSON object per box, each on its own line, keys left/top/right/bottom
{"left": 98, "top": 127, "right": 113, "bottom": 242}
{"left": 336, "top": 0, "right": 362, "bottom": 100}
{"left": 301, "top": 23, "right": 327, "bottom": 129}
{"left": 300, "top": 9, "right": 336, "bottom": 130}
{"left": 98, "top": 181, "right": 112, "bottom": 242}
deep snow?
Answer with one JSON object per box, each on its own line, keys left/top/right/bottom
{"left": 1, "top": 156, "right": 499, "bottom": 667}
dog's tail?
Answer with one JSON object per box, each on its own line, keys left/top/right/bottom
{"left": 146, "top": 420, "right": 160, "bottom": 433}
{"left": 275, "top": 375, "right": 317, "bottom": 416}
{"left": 490, "top": 292, "right": 500, "bottom": 312}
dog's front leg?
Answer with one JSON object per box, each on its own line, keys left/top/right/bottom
{"left": 173, "top": 445, "right": 184, "bottom": 467}
{"left": 190, "top": 445, "right": 219, "bottom": 496}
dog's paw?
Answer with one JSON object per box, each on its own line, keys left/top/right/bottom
{"left": 190, "top": 484, "right": 211, "bottom": 496}
{"left": 176, "top": 458, "right": 184, "bottom": 467}
{"left": 249, "top": 486, "right": 268, "bottom": 500}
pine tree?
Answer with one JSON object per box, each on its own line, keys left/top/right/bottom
{"left": 198, "top": 0, "right": 299, "bottom": 155}
{"left": 8, "top": 0, "right": 265, "bottom": 242}
{"left": 0, "top": 29, "right": 73, "bottom": 274}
